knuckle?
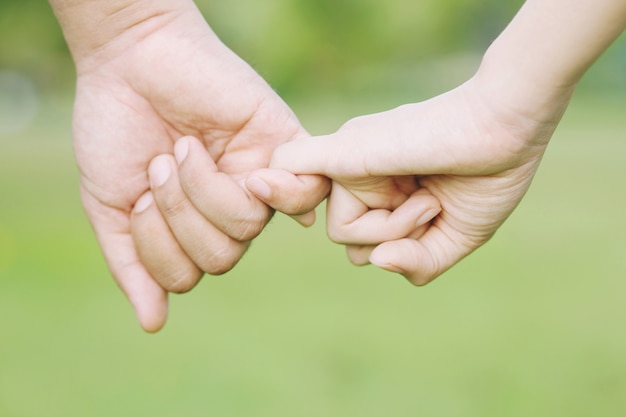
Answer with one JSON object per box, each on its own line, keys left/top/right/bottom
{"left": 283, "top": 194, "right": 308, "bottom": 215}
{"left": 179, "top": 169, "right": 206, "bottom": 200}
{"left": 158, "top": 195, "right": 188, "bottom": 219}
{"left": 226, "top": 209, "right": 269, "bottom": 241}
{"left": 283, "top": 178, "right": 329, "bottom": 215}
{"left": 404, "top": 255, "right": 443, "bottom": 287}
{"left": 327, "top": 225, "right": 349, "bottom": 244}
{"left": 159, "top": 267, "right": 203, "bottom": 294}
{"left": 200, "top": 245, "right": 245, "bottom": 276}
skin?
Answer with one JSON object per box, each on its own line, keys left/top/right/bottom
{"left": 250, "top": 80, "right": 553, "bottom": 283}
{"left": 49, "top": 0, "right": 328, "bottom": 332}
{"left": 49, "top": 0, "right": 626, "bottom": 329}
{"left": 246, "top": 0, "right": 626, "bottom": 284}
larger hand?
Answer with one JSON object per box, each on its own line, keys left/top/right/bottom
{"left": 67, "top": 2, "right": 326, "bottom": 331}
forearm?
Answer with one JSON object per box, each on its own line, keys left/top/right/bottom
{"left": 475, "top": 0, "right": 626, "bottom": 131}
{"left": 48, "top": 0, "right": 199, "bottom": 70}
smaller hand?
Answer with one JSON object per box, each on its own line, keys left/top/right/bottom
{"left": 249, "top": 77, "right": 558, "bottom": 285}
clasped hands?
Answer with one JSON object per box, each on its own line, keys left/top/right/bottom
{"left": 122, "top": 81, "right": 548, "bottom": 334}
{"left": 73, "top": 5, "right": 555, "bottom": 332}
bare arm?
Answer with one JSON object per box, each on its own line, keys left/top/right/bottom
{"left": 48, "top": 0, "right": 194, "bottom": 66}
{"left": 477, "top": 0, "right": 626, "bottom": 140}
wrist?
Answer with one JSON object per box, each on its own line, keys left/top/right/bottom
{"left": 50, "top": 0, "right": 197, "bottom": 73}
{"left": 475, "top": 44, "right": 576, "bottom": 124}
{"left": 469, "top": 39, "right": 576, "bottom": 150}
{"left": 471, "top": 0, "right": 626, "bottom": 144}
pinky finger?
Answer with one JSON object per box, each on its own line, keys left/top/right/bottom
{"left": 246, "top": 169, "right": 330, "bottom": 220}
{"left": 81, "top": 191, "right": 169, "bottom": 333}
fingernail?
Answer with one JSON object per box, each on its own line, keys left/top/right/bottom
{"left": 415, "top": 207, "right": 441, "bottom": 227}
{"left": 149, "top": 156, "right": 171, "bottom": 187}
{"left": 133, "top": 192, "right": 154, "bottom": 213}
{"left": 246, "top": 176, "right": 271, "bottom": 200}
{"left": 174, "top": 137, "right": 189, "bottom": 165}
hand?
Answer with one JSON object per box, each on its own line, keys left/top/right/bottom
{"left": 247, "top": 0, "right": 626, "bottom": 285}
{"left": 248, "top": 74, "right": 567, "bottom": 285}
{"left": 72, "top": 4, "right": 327, "bottom": 331}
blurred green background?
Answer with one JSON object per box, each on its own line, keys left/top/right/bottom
{"left": 1, "top": 1, "right": 626, "bottom": 416}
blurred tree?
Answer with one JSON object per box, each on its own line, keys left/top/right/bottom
{"left": 198, "top": 0, "right": 524, "bottom": 96}
{"left": 0, "top": 0, "right": 623, "bottom": 97}
{"left": 0, "top": 0, "right": 73, "bottom": 93}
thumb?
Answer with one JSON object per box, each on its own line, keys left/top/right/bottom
{"left": 368, "top": 220, "right": 479, "bottom": 286}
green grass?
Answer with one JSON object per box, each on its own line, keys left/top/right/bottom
{"left": 1, "top": 92, "right": 626, "bottom": 417}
